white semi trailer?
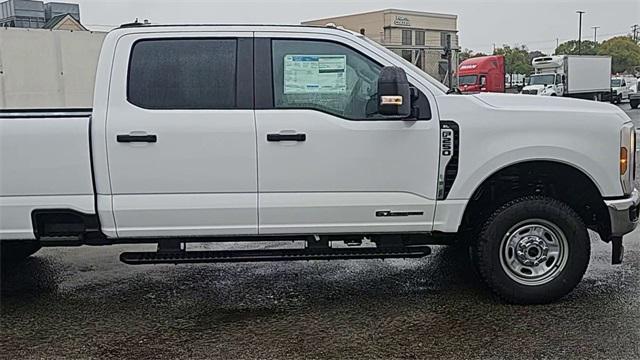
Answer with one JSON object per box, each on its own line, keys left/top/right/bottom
{"left": 521, "top": 55, "right": 611, "bottom": 101}
{"left": 0, "top": 27, "right": 105, "bottom": 109}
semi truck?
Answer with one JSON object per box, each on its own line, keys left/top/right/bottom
{"left": 1, "top": 24, "right": 638, "bottom": 305}
{"left": 521, "top": 55, "right": 611, "bottom": 100}
{"left": 457, "top": 55, "right": 505, "bottom": 93}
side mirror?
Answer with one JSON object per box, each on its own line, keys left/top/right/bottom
{"left": 377, "top": 66, "right": 411, "bottom": 118}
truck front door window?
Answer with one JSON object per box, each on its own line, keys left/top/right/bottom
{"left": 271, "top": 39, "right": 384, "bottom": 120}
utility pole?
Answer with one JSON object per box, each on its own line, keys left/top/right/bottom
{"left": 576, "top": 10, "right": 585, "bottom": 54}
{"left": 446, "top": 34, "right": 453, "bottom": 88}
{"left": 632, "top": 24, "right": 639, "bottom": 43}
{"left": 592, "top": 26, "right": 599, "bottom": 43}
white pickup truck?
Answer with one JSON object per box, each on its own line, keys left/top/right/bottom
{"left": 1, "top": 24, "right": 638, "bottom": 304}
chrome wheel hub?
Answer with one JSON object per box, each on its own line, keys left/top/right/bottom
{"left": 500, "top": 219, "right": 569, "bottom": 286}
{"left": 515, "top": 237, "right": 549, "bottom": 266}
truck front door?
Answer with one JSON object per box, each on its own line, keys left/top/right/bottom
{"left": 555, "top": 74, "right": 565, "bottom": 95}
{"left": 253, "top": 33, "right": 440, "bottom": 234}
{"left": 105, "top": 33, "right": 258, "bottom": 237}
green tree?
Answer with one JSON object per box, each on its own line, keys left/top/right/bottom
{"left": 528, "top": 50, "right": 546, "bottom": 62}
{"left": 459, "top": 48, "right": 488, "bottom": 62}
{"left": 554, "top": 40, "right": 599, "bottom": 55}
{"left": 597, "top": 36, "right": 640, "bottom": 73}
{"left": 494, "top": 45, "right": 532, "bottom": 76}
{"left": 459, "top": 48, "right": 474, "bottom": 62}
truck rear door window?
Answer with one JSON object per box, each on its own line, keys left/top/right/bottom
{"left": 128, "top": 38, "right": 237, "bottom": 109}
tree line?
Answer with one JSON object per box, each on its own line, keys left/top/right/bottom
{"left": 460, "top": 35, "right": 640, "bottom": 75}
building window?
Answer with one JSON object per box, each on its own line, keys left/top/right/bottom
{"left": 415, "top": 30, "right": 425, "bottom": 46}
{"left": 414, "top": 49, "right": 424, "bottom": 68}
{"left": 402, "top": 30, "right": 412, "bottom": 45}
{"left": 401, "top": 50, "right": 412, "bottom": 62}
{"left": 383, "top": 28, "right": 391, "bottom": 43}
{"left": 128, "top": 38, "right": 238, "bottom": 110}
{"left": 441, "top": 32, "right": 452, "bottom": 47}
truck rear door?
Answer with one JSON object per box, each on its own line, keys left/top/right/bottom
{"left": 104, "top": 32, "right": 257, "bottom": 237}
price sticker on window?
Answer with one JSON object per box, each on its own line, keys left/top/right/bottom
{"left": 283, "top": 55, "right": 347, "bottom": 94}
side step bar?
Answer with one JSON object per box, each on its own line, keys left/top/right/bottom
{"left": 120, "top": 246, "right": 432, "bottom": 265}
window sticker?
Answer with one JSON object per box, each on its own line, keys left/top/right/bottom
{"left": 283, "top": 55, "right": 347, "bottom": 94}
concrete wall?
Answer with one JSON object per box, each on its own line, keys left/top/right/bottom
{"left": 383, "top": 10, "right": 457, "bottom": 32}
{"left": 0, "top": 27, "right": 105, "bottom": 109}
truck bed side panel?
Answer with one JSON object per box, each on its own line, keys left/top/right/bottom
{"left": 0, "top": 114, "right": 95, "bottom": 239}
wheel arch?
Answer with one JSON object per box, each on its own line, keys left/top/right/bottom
{"left": 458, "top": 159, "right": 611, "bottom": 241}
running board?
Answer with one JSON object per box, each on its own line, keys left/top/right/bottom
{"left": 120, "top": 246, "right": 432, "bottom": 265}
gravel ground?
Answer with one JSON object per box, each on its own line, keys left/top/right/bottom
{"left": 0, "top": 103, "right": 639, "bottom": 360}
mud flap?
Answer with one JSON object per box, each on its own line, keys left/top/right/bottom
{"left": 611, "top": 236, "right": 624, "bottom": 265}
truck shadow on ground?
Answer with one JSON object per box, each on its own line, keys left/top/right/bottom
{"left": 0, "top": 242, "right": 631, "bottom": 309}
{"left": 0, "top": 245, "right": 482, "bottom": 302}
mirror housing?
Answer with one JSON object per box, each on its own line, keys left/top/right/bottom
{"left": 377, "top": 66, "right": 411, "bottom": 118}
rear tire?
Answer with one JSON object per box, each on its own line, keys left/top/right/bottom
{"left": 631, "top": 100, "right": 639, "bottom": 109}
{"left": 1, "top": 241, "right": 41, "bottom": 264}
{"left": 473, "top": 196, "right": 590, "bottom": 304}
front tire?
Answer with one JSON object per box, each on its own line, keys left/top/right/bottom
{"left": 1, "top": 241, "right": 41, "bottom": 264}
{"left": 473, "top": 196, "right": 589, "bottom": 304}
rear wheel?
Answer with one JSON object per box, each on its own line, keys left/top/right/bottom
{"left": 473, "top": 196, "right": 590, "bottom": 304}
{"left": 1, "top": 241, "right": 41, "bottom": 264}
{"left": 631, "top": 100, "right": 639, "bottom": 109}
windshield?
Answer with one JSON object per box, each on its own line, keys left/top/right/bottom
{"left": 361, "top": 36, "right": 448, "bottom": 93}
{"left": 527, "top": 74, "right": 555, "bottom": 86}
{"left": 458, "top": 75, "right": 478, "bottom": 85}
{"left": 611, "top": 79, "right": 622, "bottom": 87}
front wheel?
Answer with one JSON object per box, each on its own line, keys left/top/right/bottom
{"left": 473, "top": 196, "right": 590, "bottom": 304}
{"left": 1, "top": 241, "right": 41, "bottom": 264}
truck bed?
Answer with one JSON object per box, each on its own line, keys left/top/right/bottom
{"left": 0, "top": 109, "right": 95, "bottom": 239}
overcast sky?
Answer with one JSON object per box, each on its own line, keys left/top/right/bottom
{"left": 75, "top": 0, "right": 639, "bottom": 54}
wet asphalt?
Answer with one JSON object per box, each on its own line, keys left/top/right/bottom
{"left": 1, "top": 104, "right": 639, "bottom": 360}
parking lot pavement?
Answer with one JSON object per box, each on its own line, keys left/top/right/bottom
{"left": 621, "top": 102, "right": 640, "bottom": 128}
{"left": 1, "top": 104, "right": 639, "bottom": 360}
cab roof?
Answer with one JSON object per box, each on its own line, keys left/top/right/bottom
{"left": 114, "top": 22, "right": 363, "bottom": 37}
